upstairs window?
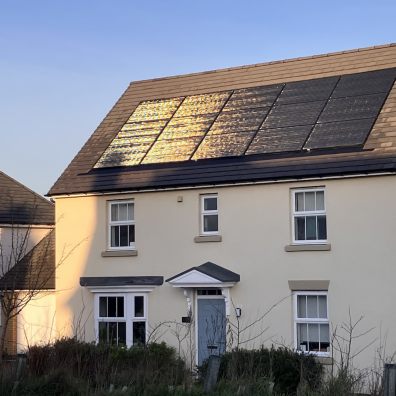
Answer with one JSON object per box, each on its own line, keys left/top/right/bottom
{"left": 292, "top": 188, "right": 326, "bottom": 244}
{"left": 201, "top": 195, "right": 218, "bottom": 235}
{"left": 109, "top": 201, "right": 135, "bottom": 249}
{"left": 294, "top": 292, "right": 330, "bottom": 356}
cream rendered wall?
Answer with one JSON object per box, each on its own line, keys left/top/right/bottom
{"left": 54, "top": 175, "right": 396, "bottom": 369}
{"left": 16, "top": 292, "right": 56, "bottom": 353}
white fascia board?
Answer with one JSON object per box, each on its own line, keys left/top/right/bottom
{"left": 87, "top": 286, "right": 157, "bottom": 293}
{"left": 172, "top": 282, "right": 236, "bottom": 288}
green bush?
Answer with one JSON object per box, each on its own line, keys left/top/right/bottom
{"left": 202, "top": 346, "right": 323, "bottom": 395}
{"left": 26, "top": 338, "right": 187, "bottom": 393}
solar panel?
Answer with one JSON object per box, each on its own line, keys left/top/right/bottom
{"left": 276, "top": 76, "right": 338, "bottom": 105}
{"left": 95, "top": 97, "right": 183, "bottom": 168}
{"left": 158, "top": 115, "right": 217, "bottom": 140}
{"left": 94, "top": 68, "right": 395, "bottom": 169}
{"left": 318, "top": 94, "right": 387, "bottom": 123}
{"left": 142, "top": 136, "right": 203, "bottom": 164}
{"left": 192, "top": 87, "right": 275, "bottom": 159}
{"left": 142, "top": 92, "right": 231, "bottom": 164}
{"left": 262, "top": 101, "right": 326, "bottom": 129}
{"left": 305, "top": 118, "right": 375, "bottom": 150}
{"left": 193, "top": 131, "right": 256, "bottom": 159}
{"left": 332, "top": 68, "right": 396, "bottom": 98}
{"left": 223, "top": 84, "right": 283, "bottom": 111}
{"left": 247, "top": 125, "right": 313, "bottom": 154}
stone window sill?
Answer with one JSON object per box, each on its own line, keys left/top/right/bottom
{"left": 194, "top": 235, "right": 222, "bottom": 243}
{"left": 101, "top": 250, "right": 138, "bottom": 257}
{"left": 284, "top": 244, "right": 331, "bottom": 252}
{"left": 315, "top": 356, "right": 333, "bottom": 365}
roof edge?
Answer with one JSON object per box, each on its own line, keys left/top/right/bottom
{"left": 1, "top": 171, "right": 54, "bottom": 209}
{"left": 129, "top": 43, "right": 396, "bottom": 85}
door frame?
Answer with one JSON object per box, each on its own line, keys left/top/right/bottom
{"left": 195, "top": 290, "right": 226, "bottom": 366}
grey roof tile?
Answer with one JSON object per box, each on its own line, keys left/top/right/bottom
{"left": 167, "top": 261, "right": 240, "bottom": 283}
{"left": 0, "top": 171, "right": 54, "bottom": 225}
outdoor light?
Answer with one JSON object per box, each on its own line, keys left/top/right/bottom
{"left": 235, "top": 307, "right": 242, "bottom": 318}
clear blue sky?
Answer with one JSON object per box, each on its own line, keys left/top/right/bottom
{"left": 1, "top": 0, "right": 395, "bottom": 195}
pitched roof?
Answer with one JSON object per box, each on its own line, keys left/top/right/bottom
{"left": 166, "top": 262, "right": 240, "bottom": 283}
{"left": 48, "top": 44, "right": 396, "bottom": 196}
{"left": 0, "top": 171, "right": 54, "bottom": 225}
{"left": 0, "top": 230, "right": 55, "bottom": 291}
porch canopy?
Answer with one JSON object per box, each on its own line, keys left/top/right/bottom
{"left": 166, "top": 262, "right": 240, "bottom": 316}
{"left": 166, "top": 261, "right": 240, "bottom": 288}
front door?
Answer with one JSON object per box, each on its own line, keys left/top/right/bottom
{"left": 197, "top": 298, "right": 226, "bottom": 365}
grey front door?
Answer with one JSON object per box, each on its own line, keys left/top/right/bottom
{"left": 197, "top": 298, "right": 226, "bottom": 365}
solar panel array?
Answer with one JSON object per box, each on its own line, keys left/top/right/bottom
{"left": 95, "top": 68, "right": 396, "bottom": 169}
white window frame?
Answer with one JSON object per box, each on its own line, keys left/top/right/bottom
{"left": 200, "top": 194, "right": 219, "bottom": 235}
{"left": 94, "top": 293, "right": 147, "bottom": 348}
{"left": 291, "top": 188, "right": 327, "bottom": 244}
{"left": 293, "top": 291, "right": 330, "bottom": 357}
{"left": 97, "top": 294, "right": 127, "bottom": 346}
{"left": 108, "top": 200, "right": 135, "bottom": 250}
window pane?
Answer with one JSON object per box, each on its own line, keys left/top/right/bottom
{"left": 99, "top": 297, "right": 107, "bottom": 317}
{"left": 308, "top": 323, "right": 320, "bottom": 351}
{"left": 119, "top": 225, "right": 129, "bottom": 246}
{"left": 320, "top": 324, "right": 330, "bottom": 344}
{"left": 295, "top": 217, "right": 305, "bottom": 240}
{"left": 99, "top": 322, "right": 126, "bottom": 346}
{"left": 203, "top": 214, "right": 218, "bottom": 232}
{"left": 118, "top": 322, "right": 126, "bottom": 345}
{"left": 108, "top": 322, "right": 118, "bottom": 345}
{"left": 118, "top": 203, "right": 128, "bottom": 221}
{"left": 111, "top": 226, "right": 120, "bottom": 247}
{"left": 297, "top": 295, "right": 306, "bottom": 318}
{"left": 99, "top": 322, "right": 108, "bottom": 343}
{"left": 108, "top": 297, "right": 117, "bottom": 317}
{"left": 204, "top": 197, "right": 217, "bottom": 211}
{"left": 127, "top": 203, "right": 134, "bottom": 221}
{"left": 297, "top": 323, "right": 308, "bottom": 352}
{"left": 295, "top": 192, "right": 304, "bottom": 212}
{"left": 316, "top": 191, "right": 324, "bottom": 210}
{"left": 318, "top": 296, "right": 327, "bottom": 318}
{"left": 134, "top": 296, "right": 144, "bottom": 317}
{"left": 306, "top": 216, "right": 317, "bottom": 240}
{"left": 307, "top": 296, "right": 318, "bottom": 318}
{"left": 133, "top": 321, "right": 146, "bottom": 345}
{"left": 117, "top": 297, "right": 124, "bottom": 317}
{"left": 317, "top": 216, "right": 327, "bottom": 240}
{"left": 129, "top": 225, "right": 135, "bottom": 245}
{"left": 305, "top": 192, "right": 315, "bottom": 211}
{"left": 111, "top": 204, "right": 118, "bottom": 221}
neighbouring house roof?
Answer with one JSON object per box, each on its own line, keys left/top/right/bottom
{"left": 48, "top": 44, "right": 396, "bottom": 197}
{"left": 0, "top": 230, "right": 55, "bottom": 291}
{"left": 0, "top": 171, "right": 54, "bottom": 225}
{"left": 79, "top": 276, "right": 164, "bottom": 287}
{"left": 166, "top": 262, "right": 240, "bottom": 283}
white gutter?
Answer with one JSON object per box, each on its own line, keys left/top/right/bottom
{"left": 49, "top": 171, "right": 396, "bottom": 199}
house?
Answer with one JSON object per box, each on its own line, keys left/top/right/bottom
{"left": 0, "top": 171, "right": 55, "bottom": 355}
{"left": 48, "top": 44, "right": 396, "bottom": 369}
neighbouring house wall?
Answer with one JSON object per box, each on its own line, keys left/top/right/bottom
{"left": 0, "top": 308, "right": 17, "bottom": 356}
{"left": 16, "top": 292, "right": 56, "bottom": 353}
{"left": 0, "top": 226, "right": 51, "bottom": 276}
{"left": 54, "top": 174, "right": 396, "bottom": 370}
